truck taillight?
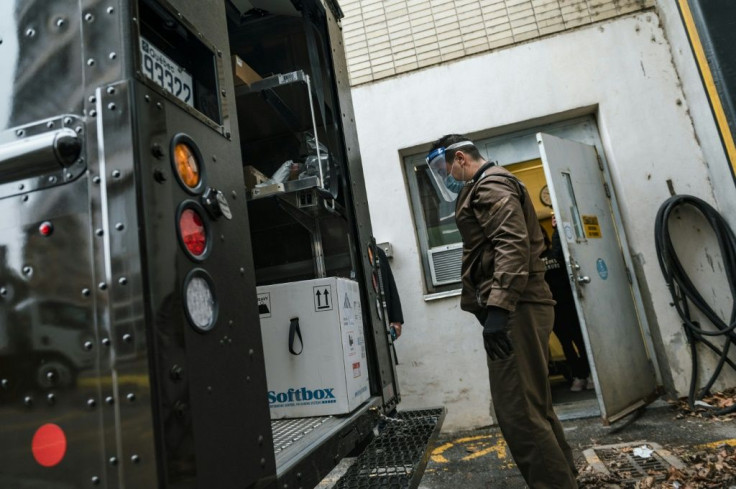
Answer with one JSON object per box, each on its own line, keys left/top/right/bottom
{"left": 178, "top": 205, "right": 209, "bottom": 259}
{"left": 171, "top": 135, "right": 203, "bottom": 192}
{"left": 39, "top": 221, "right": 54, "bottom": 236}
{"left": 32, "top": 424, "right": 67, "bottom": 467}
{"left": 184, "top": 269, "right": 217, "bottom": 332}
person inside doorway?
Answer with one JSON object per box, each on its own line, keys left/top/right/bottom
{"left": 427, "top": 135, "right": 578, "bottom": 489}
{"left": 544, "top": 213, "right": 593, "bottom": 391}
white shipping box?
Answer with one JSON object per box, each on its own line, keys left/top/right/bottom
{"left": 257, "top": 277, "right": 370, "bottom": 418}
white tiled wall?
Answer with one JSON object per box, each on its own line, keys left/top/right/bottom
{"left": 341, "top": 0, "right": 654, "bottom": 85}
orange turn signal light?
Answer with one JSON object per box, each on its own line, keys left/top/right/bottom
{"left": 173, "top": 142, "right": 201, "bottom": 189}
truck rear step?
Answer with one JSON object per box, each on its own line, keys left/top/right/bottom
{"left": 334, "top": 408, "right": 446, "bottom": 489}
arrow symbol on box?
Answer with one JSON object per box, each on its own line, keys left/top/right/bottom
{"left": 317, "top": 289, "right": 330, "bottom": 309}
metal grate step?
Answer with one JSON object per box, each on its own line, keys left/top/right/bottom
{"left": 334, "top": 408, "right": 445, "bottom": 489}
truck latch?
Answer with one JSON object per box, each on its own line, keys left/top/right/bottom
{"left": 201, "top": 187, "right": 232, "bottom": 220}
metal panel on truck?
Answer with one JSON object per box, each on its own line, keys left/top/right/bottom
{"left": 318, "top": 0, "right": 401, "bottom": 412}
{"left": 0, "top": 0, "right": 276, "bottom": 487}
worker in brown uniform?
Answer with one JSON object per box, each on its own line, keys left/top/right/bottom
{"left": 427, "top": 135, "right": 578, "bottom": 489}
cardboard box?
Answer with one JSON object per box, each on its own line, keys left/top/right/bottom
{"left": 257, "top": 277, "right": 370, "bottom": 418}
{"left": 232, "top": 55, "right": 263, "bottom": 86}
{"left": 244, "top": 165, "right": 270, "bottom": 189}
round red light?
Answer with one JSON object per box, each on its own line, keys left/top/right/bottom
{"left": 32, "top": 423, "right": 67, "bottom": 467}
{"left": 179, "top": 208, "right": 207, "bottom": 257}
{"left": 39, "top": 222, "right": 53, "bottom": 236}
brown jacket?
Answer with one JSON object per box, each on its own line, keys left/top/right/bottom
{"left": 455, "top": 164, "right": 554, "bottom": 313}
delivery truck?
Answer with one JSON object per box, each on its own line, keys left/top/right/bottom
{"left": 0, "top": 0, "right": 443, "bottom": 487}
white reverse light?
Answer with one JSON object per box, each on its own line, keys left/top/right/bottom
{"left": 184, "top": 270, "right": 217, "bottom": 332}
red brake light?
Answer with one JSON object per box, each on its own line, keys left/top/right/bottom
{"left": 179, "top": 208, "right": 207, "bottom": 257}
{"left": 32, "top": 423, "right": 67, "bottom": 467}
{"left": 39, "top": 221, "right": 53, "bottom": 236}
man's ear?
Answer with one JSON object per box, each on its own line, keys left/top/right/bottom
{"left": 456, "top": 150, "right": 468, "bottom": 167}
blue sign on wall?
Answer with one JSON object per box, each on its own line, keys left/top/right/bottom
{"left": 596, "top": 258, "right": 608, "bottom": 280}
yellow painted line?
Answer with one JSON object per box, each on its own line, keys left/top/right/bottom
{"left": 454, "top": 434, "right": 494, "bottom": 444}
{"left": 677, "top": 0, "right": 736, "bottom": 173}
{"left": 430, "top": 442, "right": 455, "bottom": 464}
{"left": 78, "top": 374, "right": 150, "bottom": 388}
{"left": 694, "top": 438, "right": 736, "bottom": 450}
{"left": 431, "top": 434, "right": 508, "bottom": 464}
{"left": 460, "top": 437, "right": 508, "bottom": 462}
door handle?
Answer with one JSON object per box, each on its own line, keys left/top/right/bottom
{"left": 577, "top": 275, "right": 591, "bottom": 284}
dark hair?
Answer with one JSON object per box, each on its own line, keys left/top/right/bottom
{"left": 430, "top": 134, "right": 483, "bottom": 161}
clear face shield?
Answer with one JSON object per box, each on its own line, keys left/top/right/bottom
{"left": 425, "top": 141, "right": 474, "bottom": 202}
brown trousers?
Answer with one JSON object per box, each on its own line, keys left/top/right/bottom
{"left": 485, "top": 302, "right": 578, "bottom": 489}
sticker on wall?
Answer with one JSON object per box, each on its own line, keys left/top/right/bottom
{"left": 582, "top": 215, "right": 602, "bottom": 238}
{"left": 562, "top": 221, "right": 575, "bottom": 243}
{"left": 596, "top": 258, "right": 609, "bottom": 280}
{"left": 257, "top": 293, "right": 271, "bottom": 318}
{"left": 313, "top": 285, "right": 333, "bottom": 312}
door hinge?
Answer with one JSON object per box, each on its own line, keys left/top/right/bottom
{"left": 596, "top": 153, "right": 604, "bottom": 171}
{"left": 603, "top": 182, "right": 611, "bottom": 198}
{"left": 625, "top": 266, "right": 633, "bottom": 284}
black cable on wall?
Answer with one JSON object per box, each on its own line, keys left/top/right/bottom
{"left": 655, "top": 194, "right": 736, "bottom": 414}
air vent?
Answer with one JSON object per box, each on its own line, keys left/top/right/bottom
{"left": 427, "top": 244, "right": 462, "bottom": 286}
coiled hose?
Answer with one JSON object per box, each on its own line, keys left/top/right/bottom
{"left": 655, "top": 194, "right": 736, "bottom": 414}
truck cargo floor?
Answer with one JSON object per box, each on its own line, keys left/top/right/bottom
{"left": 272, "top": 397, "right": 382, "bottom": 475}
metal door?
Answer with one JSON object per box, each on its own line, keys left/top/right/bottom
{"left": 537, "top": 133, "right": 659, "bottom": 424}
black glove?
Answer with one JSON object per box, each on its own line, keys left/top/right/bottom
{"left": 483, "top": 306, "right": 513, "bottom": 360}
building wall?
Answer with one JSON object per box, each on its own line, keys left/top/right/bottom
{"left": 654, "top": 2, "right": 736, "bottom": 227}
{"left": 340, "top": 0, "right": 654, "bottom": 85}
{"left": 347, "top": 12, "right": 735, "bottom": 432}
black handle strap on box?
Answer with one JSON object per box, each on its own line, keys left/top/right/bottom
{"left": 289, "top": 317, "right": 303, "bottom": 355}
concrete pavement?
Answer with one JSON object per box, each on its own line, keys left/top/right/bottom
{"left": 418, "top": 402, "right": 736, "bottom": 488}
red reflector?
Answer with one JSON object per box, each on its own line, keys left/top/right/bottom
{"left": 179, "top": 208, "right": 207, "bottom": 257}
{"left": 32, "top": 423, "right": 67, "bottom": 467}
{"left": 371, "top": 271, "right": 379, "bottom": 293}
{"left": 39, "top": 222, "right": 53, "bottom": 237}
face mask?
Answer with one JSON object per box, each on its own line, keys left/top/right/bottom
{"left": 444, "top": 174, "right": 464, "bottom": 194}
